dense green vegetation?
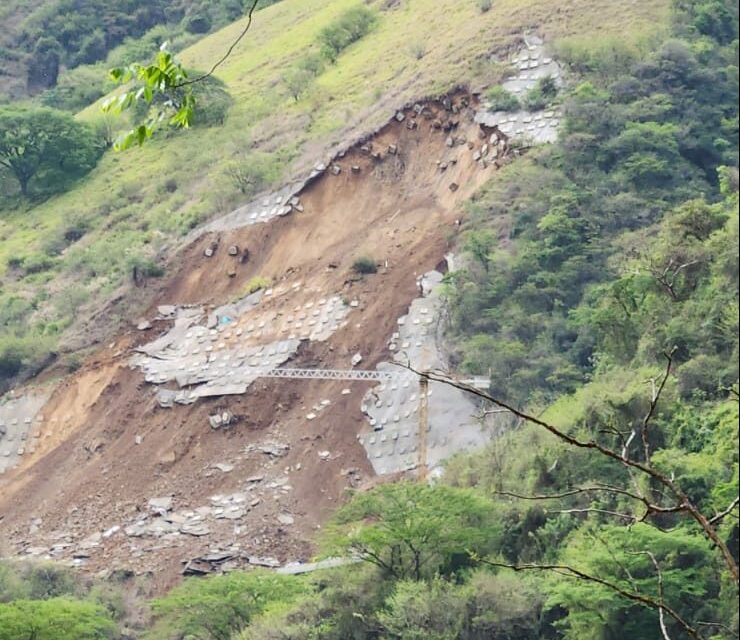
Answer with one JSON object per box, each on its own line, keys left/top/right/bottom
{"left": 3, "top": 0, "right": 281, "bottom": 96}
{"left": 0, "top": 0, "right": 665, "bottom": 393}
{"left": 447, "top": 0, "right": 739, "bottom": 407}
{"left": 0, "top": 0, "right": 736, "bottom": 637}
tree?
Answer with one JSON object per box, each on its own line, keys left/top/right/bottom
{"left": 145, "top": 570, "right": 305, "bottom": 640}
{"left": 418, "top": 356, "right": 739, "bottom": 639}
{"left": 324, "top": 482, "right": 497, "bottom": 580}
{"left": 0, "top": 108, "right": 102, "bottom": 197}
{"left": 0, "top": 598, "right": 116, "bottom": 640}
{"left": 104, "top": 0, "right": 260, "bottom": 149}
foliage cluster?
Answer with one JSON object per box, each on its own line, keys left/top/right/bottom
{"left": 446, "top": 0, "right": 739, "bottom": 407}
{"left": 317, "top": 5, "right": 377, "bottom": 63}
{"left": 14, "top": 0, "right": 276, "bottom": 92}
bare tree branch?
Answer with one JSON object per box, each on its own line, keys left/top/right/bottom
{"left": 175, "top": 0, "right": 261, "bottom": 88}
{"left": 396, "top": 361, "right": 740, "bottom": 585}
{"left": 645, "top": 551, "right": 673, "bottom": 640}
{"left": 709, "top": 497, "right": 740, "bottom": 525}
{"left": 474, "top": 557, "right": 703, "bottom": 640}
{"left": 548, "top": 507, "right": 638, "bottom": 522}
{"left": 639, "top": 348, "right": 677, "bottom": 468}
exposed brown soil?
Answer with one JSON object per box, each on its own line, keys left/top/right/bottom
{"left": 0, "top": 93, "right": 508, "bottom": 591}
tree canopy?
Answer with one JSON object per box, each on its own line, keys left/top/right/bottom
{"left": 0, "top": 107, "right": 102, "bottom": 197}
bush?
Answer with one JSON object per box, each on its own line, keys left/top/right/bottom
{"left": 145, "top": 571, "right": 304, "bottom": 640}
{"left": 477, "top": 0, "right": 492, "bottom": 12}
{"left": 486, "top": 86, "right": 521, "bottom": 112}
{"left": 352, "top": 256, "right": 377, "bottom": 274}
{"left": 319, "top": 5, "right": 377, "bottom": 63}
{"left": 244, "top": 276, "right": 271, "bottom": 295}
{"left": 224, "top": 152, "right": 281, "bottom": 198}
{"left": 40, "top": 65, "right": 112, "bottom": 112}
{"left": 522, "top": 75, "right": 558, "bottom": 110}
{"left": 0, "top": 597, "right": 116, "bottom": 639}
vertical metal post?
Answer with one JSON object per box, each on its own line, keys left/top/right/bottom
{"left": 418, "top": 373, "right": 429, "bottom": 482}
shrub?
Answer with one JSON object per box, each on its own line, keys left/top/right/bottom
{"left": 409, "top": 41, "right": 427, "bottom": 60}
{"left": 224, "top": 152, "right": 281, "bottom": 198}
{"left": 244, "top": 276, "right": 271, "bottom": 295}
{"left": 145, "top": 571, "right": 304, "bottom": 640}
{"left": 486, "top": 86, "right": 521, "bottom": 112}
{"left": 352, "top": 256, "right": 377, "bottom": 274}
{"left": 319, "top": 5, "right": 377, "bottom": 63}
{"left": 40, "top": 65, "right": 112, "bottom": 112}
{"left": 522, "top": 75, "right": 558, "bottom": 110}
{"left": 477, "top": 0, "right": 492, "bottom": 12}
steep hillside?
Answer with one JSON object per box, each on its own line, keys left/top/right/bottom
{"left": 1, "top": 0, "right": 737, "bottom": 638}
{"left": 0, "top": 0, "right": 668, "bottom": 393}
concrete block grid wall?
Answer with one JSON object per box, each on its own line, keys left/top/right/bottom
{"left": 131, "top": 285, "right": 352, "bottom": 407}
{"left": 358, "top": 271, "right": 491, "bottom": 477}
{"left": 0, "top": 391, "right": 50, "bottom": 474}
{"left": 475, "top": 35, "right": 564, "bottom": 144}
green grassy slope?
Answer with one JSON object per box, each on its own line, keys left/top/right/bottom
{"left": 0, "top": 0, "right": 669, "bottom": 377}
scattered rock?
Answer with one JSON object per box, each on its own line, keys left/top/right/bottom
{"left": 248, "top": 556, "right": 280, "bottom": 568}
{"left": 102, "top": 525, "right": 120, "bottom": 538}
{"left": 245, "top": 475, "right": 264, "bottom": 483}
{"left": 445, "top": 136, "right": 454, "bottom": 147}
{"left": 318, "top": 450, "right": 331, "bottom": 461}
{"left": 180, "top": 523, "right": 210, "bottom": 536}
{"left": 136, "top": 320, "right": 152, "bottom": 331}
{"left": 387, "top": 144, "right": 397, "bottom": 154}
{"left": 395, "top": 111, "right": 405, "bottom": 122}
{"left": 330, "top": 164, "right": 341, "bottom": 175}
{"left": 306, "top": 413, "right": 317, "bottom": 421}
{"left": 134, "top": 435, "right": 143, "bottom": 445}
{"left": 148, "top": 497, "right": 173, "bottom": 514}
{"left": 247, "top": 442, "right": 289, "bottom": 457}
{"left": 227, "top": 268, "right": 237, "bottom": 278}
{"left": 78, "top": 531, "right": 102, "bottom": 549}
{"left": 277, "top": 513, "right": 295, "bottom": 525}
{"left": 449, "top": 182, "right": 459, "bottom": 192}
{"left": 351, "top": 165, "right": 361, "bottom": 174}
{"left": 227, "top": 245, "right": 239, "bottom": 256}
{"left": 157, "top": 305, "right": 176, "bottom": 317}
{"left": 213, "top": 463, "right": 234, "bottom": 473}
{"left": 341, "top": 388, "right": 351, "bottom": 395}
{"left": 351, "top": 353, "right": 363, "bottom": 367}
{"left": 209, "top": 411, "right": 234, "bottom": 430}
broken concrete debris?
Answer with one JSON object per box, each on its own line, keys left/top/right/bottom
{"left": 246, "top": 442, "right": 289, "bottom": 457}
{"left": 208, "top": 411, "right": 234, "bottom": 430}
{"left": 148, "top": 497, "right": 173, "bottom": 515}
{"left": 277, "top": 513, "right": 295, "bottom": 525}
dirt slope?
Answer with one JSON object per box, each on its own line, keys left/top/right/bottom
{"left": 0, "top": 93, "right": 506, "bottom": 590}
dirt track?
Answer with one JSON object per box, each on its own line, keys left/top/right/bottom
{"left": 0, "top": 93, "right": 506, "bottom": 590}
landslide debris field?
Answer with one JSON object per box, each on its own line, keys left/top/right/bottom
{"left": 0, "top": 39, "right": 562, "bottom": 587}
{"left": 0, "top": 92, "right": 503, "bottom": 584}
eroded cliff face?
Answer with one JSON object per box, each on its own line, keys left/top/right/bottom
{"left": 0, "top": 90, "right": 526, "bottom": 588}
